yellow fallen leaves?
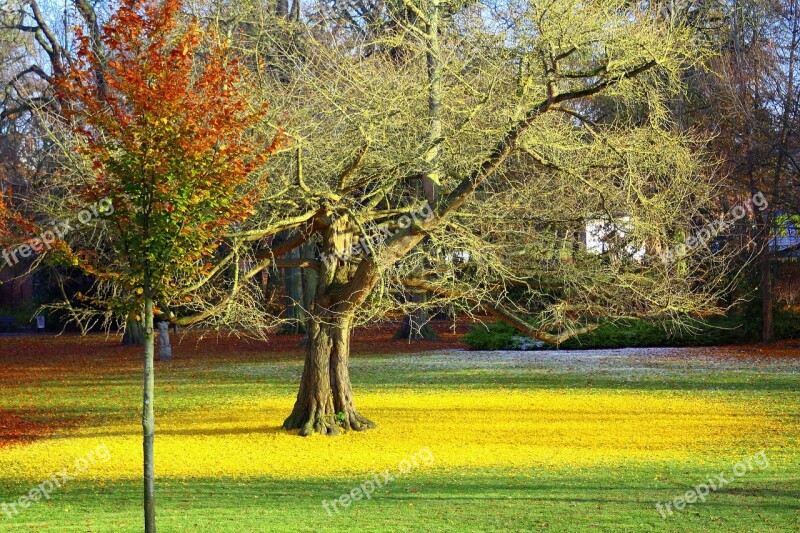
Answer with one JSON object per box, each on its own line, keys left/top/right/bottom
{"left": 0, "top": 389, "right": 782, "bottom": 482}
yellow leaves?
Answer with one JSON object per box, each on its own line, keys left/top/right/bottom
{"left": 0, "top": 389, "right": 781, "bottom": 482}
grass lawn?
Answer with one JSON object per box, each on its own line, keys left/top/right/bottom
{"left": 0, "top": 332, "right": 798, "bottom": 531}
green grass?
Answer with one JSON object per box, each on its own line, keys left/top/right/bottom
{"left": 0, "top": 343, "right": 798, "bottom": 531}
{"left": 1, "top": 466, "right": 797, "bottom": 531}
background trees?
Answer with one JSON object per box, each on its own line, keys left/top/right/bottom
{"left": 654, "top": 0, "right": 800, "bottom": 343}
{"left": 724, "top": 0, "right": 799, "bottom": 342}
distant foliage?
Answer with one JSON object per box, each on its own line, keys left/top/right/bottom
{"left": 465, "top": 311, "right": 800, "bottom": 350}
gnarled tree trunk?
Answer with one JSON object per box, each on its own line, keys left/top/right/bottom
{"left": 283, "top": 213, "right": 375, "bottom": 436}
{"left": 282, "top": 313, "right": 339, "bottom": 435}
{"left": 330, "top": 316, "right": 375, "bottom": 431}
{"left": 282, "top": 310, "right": 375, "bottom": 436}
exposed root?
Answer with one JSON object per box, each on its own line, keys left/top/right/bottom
{"left": 283, "top": 405, "right": 340, "bottom": 437}
{"left": 283, "top": 405, "right": 375, "bottom": 436}
{"left": 342, "top": 410, "right": 377, "bottom": 432}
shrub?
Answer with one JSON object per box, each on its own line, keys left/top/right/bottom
{"left": 463, "top": 308, "right": 800, "bottom": 350}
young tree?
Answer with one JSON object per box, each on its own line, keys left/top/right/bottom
{"left": 55, "top": 0, "right": 278, "bottom": 529}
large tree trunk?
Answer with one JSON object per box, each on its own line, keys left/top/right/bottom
{"left": 142, "top": 294, "right": 156, "bottom": 532}
{"left": 282, "top": 312, "right": 375, "bottom": 436}
{"left": 282, "top": 316, "right": 338, "bottom": 436}
{"left": 330, "top": 317, "right": 375, "bottom": 431}
{"left": 283, "top": 212, "right": 375, "bottom": 436}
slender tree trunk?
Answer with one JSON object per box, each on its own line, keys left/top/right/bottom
{"left": 263, "top": 265, "right": 283, "bottom": 315}
{"left": 424, "top": 0, "right": 441, "bottom": 203}
{"left": 283, "top": 245, "right": 304, "bottom": 333}
{"left": 276, "top": 0, "right": 288, "bottom": 17}
{"left": 394, "top": 1, "right": 441, "bottom": 340}
{"left": 753, "top": 193, "right": 775, "bottom": 344}
{"left": 760, "top": 245, "right": 774, "bottom": 343}
{"left": 299, "top": 241, "right": 318, "bottom": 345}
{"left": 759, "top": 7, "right": 796, "bottom": 343}
{"left": 301, "top": 241, "right": 318, "bottom": 325}
{"left": 142, "top": 291, "right": 156, "bottom": 532}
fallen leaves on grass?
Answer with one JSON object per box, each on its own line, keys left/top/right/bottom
{"left": 0, "top": 389, "right": 782, "bottom": 481}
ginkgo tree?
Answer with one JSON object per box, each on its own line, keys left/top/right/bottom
{"left": 55, "top": 0, "right": 279, "bottom": 530}
{"left": 198, "top": 0, "right": 732, "bottom": 437}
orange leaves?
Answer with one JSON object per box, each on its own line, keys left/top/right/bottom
{"left": 0, "top": 187, "right": 39, "bottom": 249}
{"left": 0, "top": 188, "right": 11, "bottom": 242}
{"left": 54, "top": 0, "right": 279, "bottom": 306}
{"left": 0, "top": 410, "right": 77, "bottom": 449}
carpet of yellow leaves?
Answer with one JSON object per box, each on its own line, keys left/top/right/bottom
{"left": 0, "top": 389, "right": 783, "bottom": 482}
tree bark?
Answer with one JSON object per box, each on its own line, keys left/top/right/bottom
{"left": 282, "top": 312, "right": 375, "bottom": 436}
{"left": 301, "top": 241, "right": 318, "bottom": 326}
{"left": 283, "top": 245, "right": 304, "bottom": 333}
{"left": 283, "top": 213, "right": 375, "bottom": 436}
{"left": 142, "top": 293, "right": 156, "bottom": 532}
{"left": 330, "top": 316, "right": 375, "bottom": 430}
{"left": 282, "top": 315, "right": 339, "bottom": 436}
{"left": 760, "top": 245, "right": 774, "bottom": 343}
{"left": 394, "top": 292, "right": 438, "bottom": 340}
{"left": 123, "top": 313, "right": 145, "bottom": 345}
{"left": 754, "top": 190, "right": 775, "bottom": 344}
{"left": 276, "top": 0, "right": 288, "bottom": 17}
